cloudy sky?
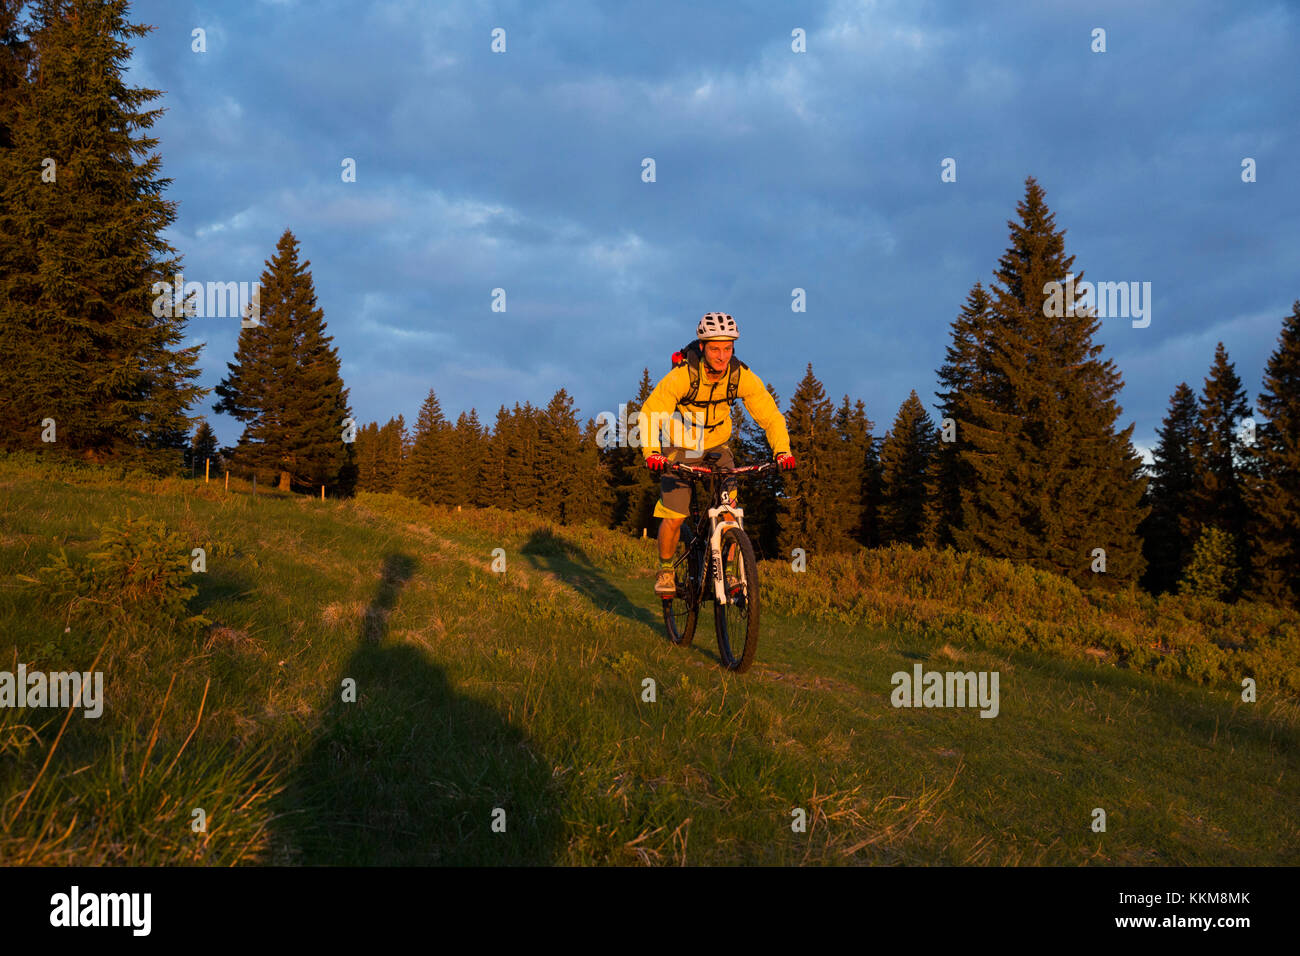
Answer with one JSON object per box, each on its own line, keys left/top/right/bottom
{"left": 121, "top": 0, "right": 1298, "bottom": 459}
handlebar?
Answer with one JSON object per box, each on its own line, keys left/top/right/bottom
{"left": 663, "top": 460, "right": 782, "bottom": 478}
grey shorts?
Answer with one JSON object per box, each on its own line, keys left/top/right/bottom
{"left": 655, "top": 444, "right": 736, "bottom": 520}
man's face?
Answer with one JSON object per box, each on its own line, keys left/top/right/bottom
{"left": 702, "top": 339, "right": 733, "bottom": 373}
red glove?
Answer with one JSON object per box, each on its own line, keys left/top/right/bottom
{"left": 646, "top": 453, "right": 669, "bottom": 471}
{"left": 776, "top": 452, "right": 797, "bottom": 470}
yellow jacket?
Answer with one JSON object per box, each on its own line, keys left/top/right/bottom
{"left": 637, "top": 363, "right": 790, "bottom": 458}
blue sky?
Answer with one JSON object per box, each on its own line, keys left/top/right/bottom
{"left": 120, "top": 0, "right": 1299, "bottom": 459}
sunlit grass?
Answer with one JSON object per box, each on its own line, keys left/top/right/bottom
{"left": 1, "top": 452, "right": 1296, "bottom": 865}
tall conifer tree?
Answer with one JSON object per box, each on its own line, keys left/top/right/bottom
{"left": 879, "top": 391, "right": 939, "bottom": 547}
{"left": 1139, "top": 383, "right": 1200, "bottom": 594}
{"left": 0, "top": 0, "right": 31, "bottom": 150}
{"left": 511, "top": 402, "right": 543, "bottom": 514}
{"left": 1243, "top": 302, "right": 1300, "bottom": 608}
{"left": 478, "top": 406, "right": 513, "bottom": 509}
{"left": 734, "top": 383, "right": 784, "bottom": 557}
{"left": 929, "top": 282, "right": 991, "bottom": 547}
{"left": 574, "top": 417, "right": 615, "bottom": 526}
{"left": 451, "top": 409, "right": 484, "bottom": 506}
{"left": 188, "top": 418, "right": 219, "bottom": 473}
{"left": 213, "top": 230, "right": 352, "bottom": 492}
{"left": 778, "top": 364, "right": 838, "bottom": 556}
{"left": 619, "top": 369, "right": 660, "bottom": 535}
{"left": 954, "top": 177, "right": 1148, "bottom": 587}
{"left": 830, "top": 395, "right": 876, "bottom": 550}
{"left": 0, "top": 0, "right": 203, "bottom": 465}
{"left": 538, "top": 389, "right": 581, "bottom": 522}
{"left": 401, "top": 388, "right": 455, "bottom": 504}
{"left": 354, "top": 421, "right": 382, "bottom": 491}
{"left": 377, "top": 415, "right": 408, "bottom": 493}
{"left": 1185, "top": 342, "right": 1253, "bottom": 598}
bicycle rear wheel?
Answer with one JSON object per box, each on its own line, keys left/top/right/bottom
{"left": 662, "top": 537, "right": 701, "bottom": 647}
{"left": 714, "top": 524, "right": 759, "bottom": 672}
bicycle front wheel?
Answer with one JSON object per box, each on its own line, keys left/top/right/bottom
{"left": 713, "top": 524, "right": 759, "bottom": 672}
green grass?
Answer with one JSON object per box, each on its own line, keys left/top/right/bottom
{"left": 1, "top": 452, "right": 1296, "bottom": 865}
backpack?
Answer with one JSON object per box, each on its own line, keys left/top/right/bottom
{"left": 669, "top": 340, "right": 748, "bottom": 434}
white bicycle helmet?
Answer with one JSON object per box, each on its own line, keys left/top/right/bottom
{"left": 697, "top": 312, "right": 739, "bottom": 341}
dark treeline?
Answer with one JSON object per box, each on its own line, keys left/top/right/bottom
{"left": 1, "top": 2, "right": 1296, "bottom": 612}
{"left": 341, "top": 179, "right": 1299, "bottom": 610}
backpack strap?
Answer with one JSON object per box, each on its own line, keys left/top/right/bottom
{"left": 671, "top": 340, "right": 703, "bottom": 405}
{"left": 725, "top": 357, "right": 747, "bottom": 403}
{"left": 684, "top": 351, "right": 702, "bottom": 405}
{"left": 675, "top": 352, "right": 747, "bottom": 434}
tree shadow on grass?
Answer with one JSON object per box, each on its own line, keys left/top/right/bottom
{"left": 521, "top": 528, "right": 660, "bottom": 632}
{"left": 189, "top": 565, "right": 256, "bottom": 619}
{"left": 270, "top": 552, "right": 564, "bottom": 865}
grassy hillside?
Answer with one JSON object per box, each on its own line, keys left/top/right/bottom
{"left": 1, "top": 453, "right": 1296, "bottom": 865}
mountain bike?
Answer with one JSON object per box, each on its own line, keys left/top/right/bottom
{"left": 660, "top": 452, "right": 780, "bottom": 673}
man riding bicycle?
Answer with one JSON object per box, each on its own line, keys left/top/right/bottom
{"left": 639, "top": 312, "right": 797, "bottom": 595}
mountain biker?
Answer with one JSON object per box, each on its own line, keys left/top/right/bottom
{"left": 639, "top": 312, "right": 797, "bottom": 595}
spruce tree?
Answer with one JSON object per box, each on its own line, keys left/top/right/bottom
{"left": 929, "top": 281, "right": 991, "bottom": 547}
{"left": 450, "top": 409, "right": 484, "bottom": 507}
{"left": 1179, "top": 526, "right": 1238, "bottom": 602}
{"left": 1243, "top": 302, "right": 1300, "bottom": 608}
{"left": 879, "top": 391, "right": 939, "bottom": 547}
{"left": 1138, "top": 383, "right": 1200, "bottom": 594}
{"left": 594, "top": 413, "right": 623, "bottom": 528}
{"left": 189, "top": 418, "right": 219, "bottom": 473}
{"left": 538, "top": 389, "right": 581, "bottom": 522}
{"left": 0, "top": 0, "right": 31, "bottom": 150}
{"left": 778, "top": 364, "right": 838, "bottom": 557}
{"left": 1185, "top": 342, "right": 1254, "bottom": 599}
{"left": 478, "top": 406, "right": 513, "bottom": 509}
{"left": 574, "top": 416, "right": 615, "bottom": 526}
{"left": 511, "top": 402, "right": 544, "bottom": 515}
{"left": 213, "top": 230, "right": 352, "bottom": 492}
{"left": 619, "top": 369, "right": 660, "bottom": 536}
{"left": 401, "top": 388, "right": 455, "bottom": 504}
{"left": 953, "top": 177, "right": 1148, "bottom": 587}
{"left": 734, "top": 384, "right": 784, "bottom": 557}
{"left": 830, "top": 395, "right": 876, "bottom": 550}
{"left": 0, "top": 0, "right": 204, "bottom": 466}
{"left": 354, "top": 421, "right": 381, "bottom": 491}
{"left": 358, "top": 420, "right": 397, "bottom": 494}
{"left": 859, "top": 401, "right": 882, "bottom": 548}
{"left": 448, "top": 410, "right": 470, "bottom": 505}
{"left": 376, "top": 415, "right": 407, "bottom": 494}
{"left": 604, "top": 369, "right": 649, "bottom": 531}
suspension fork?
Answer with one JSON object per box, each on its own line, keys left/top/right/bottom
{"left": 707, "top": 502, "right": 745, "bottom": 604}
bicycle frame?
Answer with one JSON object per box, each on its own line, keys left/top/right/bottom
{"left": 668, "top": 458, "right": 775, "bottom": 606}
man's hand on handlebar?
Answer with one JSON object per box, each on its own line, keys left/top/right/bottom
{"left": 776, "top": 452, "right": 797, "bottom": 470}
{"left": 645, "top": 453, "right": 669, "bottom": 472}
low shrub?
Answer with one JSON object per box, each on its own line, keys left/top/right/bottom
{"left": 18, "top": 512, "right": 212, "bottom": 637}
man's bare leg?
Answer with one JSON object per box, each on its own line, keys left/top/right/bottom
{"left": 659, "top": 516, "right": 683, "bottom": 561}
{"left": 654, "top": 516, "right": 684, "bottom": 594}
